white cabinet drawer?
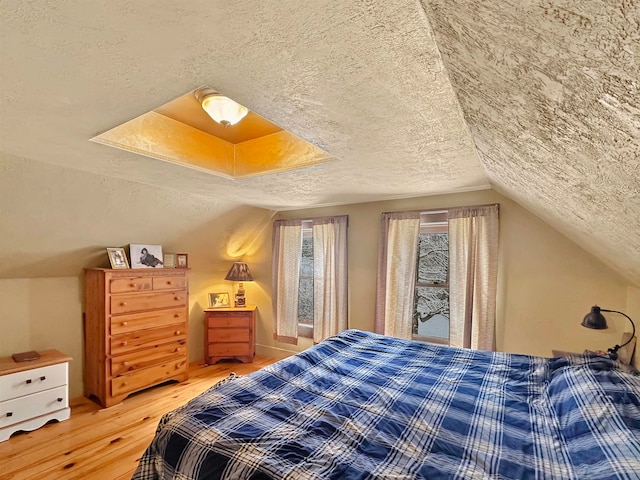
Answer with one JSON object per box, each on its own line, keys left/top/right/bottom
{"left": 0, "top": 386, "right": 68, "bottom": 428}
{"left": 0, "top": 363, "right": 68, "bottom": 402}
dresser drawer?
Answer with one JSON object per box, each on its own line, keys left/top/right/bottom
{"left": 209, "top": 328, "right": 250, "bottom": 343}
{"left": 0, "top": 363, "right": 68, "bottom": 402}
{"left": 111, "top": 291, "right": 187, "bottom": 315}
{"left": 207, "top": 316, "right": 250, "bottom": 329}
{"left": 109, "top": 276, "right": 153, "bottom": 294}
{"left": 111, "top": 323, "right": 187, "bottom": 356}
{"left": 111, "top": 341, "right": 186, "bottom": 376}
{"left": 152, "top": 276, "right": 187, "bottom": 290}
{"left": 0, "top": 386, "right": 68, "bottom": 428}
{"left": 110, "top": 308, "right": 186, "bottom": 335}
{"left": 208, "top": 343, "right": 251, "bottom": 357}
{"left": 111, "top": 359, "right": 187, "bottom": 397}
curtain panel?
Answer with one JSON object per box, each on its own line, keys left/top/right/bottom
{"left": 374, "top": 212, "right": 421, "bottom": 339}
{"left": 312, "top": 215, "right": 349, "bottom": 343}
{"left": 272, "top": 219, "right": 303, "bottom": 344}
{"left": 448, "top": 204, "right": 499, "bottom": 351}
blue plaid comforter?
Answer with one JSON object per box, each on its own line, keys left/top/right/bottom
{"left": 132, "top": 329, "right": 640, "bottom": 479}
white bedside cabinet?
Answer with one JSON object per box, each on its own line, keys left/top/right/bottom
{"left": 0, "top": 350, "right": 72, "bottom": 442}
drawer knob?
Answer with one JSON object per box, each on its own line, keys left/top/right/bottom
{"left": 26, "top": 379, "right": 32, "bottom": 384}
{"left": 57, "top": 397, "right": 63, "bottom": 402}
{"left": 174, "top": 296, "right": 180, "bottom": 301}
{"left": 120, "top": 302, "right": 127, "bottom": 306}
{"left": 130, "top": 283, "right": 137, "bottom": 287}
{"left": 174, "top": 347, "right": 181, "bottom": 352}
{"left": 6, "top": 412, "right": 12, "bottom": 417}
{"left": 174, "top": 314, "right": 180, "bottom": 318}
{"left": 175, "top": 330, "right": 181, "bottom": 335}
{"left": 123, "top": 361, "right": 130, "bottom": 367}
{"left": 167, "top": 281, "right": 172, "bottom": 285}
{"left": 122, "top": 321, "right": 128, "bottom": 326}
{"left": 40, "top": 376, "right": 46, "bottom": 381}
{"left": 122, "top": 341, "right": 128, "bottom": 346}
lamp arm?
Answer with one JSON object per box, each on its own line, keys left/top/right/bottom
{"left": 601, "top": 309, "right": 636, "bottom": 349}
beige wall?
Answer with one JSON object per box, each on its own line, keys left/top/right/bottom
{"left": 1, "top": 185, "right": 636, "bottom": 401}
{"left": 253, "top": 189, "right": 637, "bottom": 368}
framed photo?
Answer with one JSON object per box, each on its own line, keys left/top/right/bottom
{"left": 106, "top": 247, "right": 129, "bottom": 269}
{"left": 209, "top": 292, "right": 231, "bottom": 308}
{"left": 163, "top": 253, "right": 176, "bottom": 268}
{"left": 130, "top": 244, "right": 164, "bottom": 268}
{"left": 176, "top": 253, "right": 188, "bottom": 268}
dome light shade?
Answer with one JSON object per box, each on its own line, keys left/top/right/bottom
{"left": 200, "top": 94, "right": 248, "bottom": 126}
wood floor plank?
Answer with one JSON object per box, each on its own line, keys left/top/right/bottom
{"left": 0, "top": 356, "right": 278, "bottom": 480}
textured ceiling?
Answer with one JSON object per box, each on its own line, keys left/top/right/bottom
{"left": 0, "top": 1, "right": 638, "bottom": 285}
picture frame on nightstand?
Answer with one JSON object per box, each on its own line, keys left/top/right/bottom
{"left": 209, "top": 292, "right": 231, "bottom": 308}
{"left": 176, "top": 253, "right": 188, "bottom": 268}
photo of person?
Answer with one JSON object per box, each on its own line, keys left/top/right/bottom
{"left": 107, "top": 247, "right": 130, "bottom": 269}
{"left": 129, "top": 244, "right": 164, "bottom": 268}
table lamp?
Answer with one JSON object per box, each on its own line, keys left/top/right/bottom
{"left": 225, "top": 262, "right": 253, "bottom": 307}
{"left": 582, "top": 305, "right": 636, "bottom": 360}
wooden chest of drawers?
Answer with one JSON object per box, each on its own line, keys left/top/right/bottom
{"left": 0, "top": 350, "right": 71, "bottom": 442}
{"left": 84, "top": 268, "right": 189, "bottom": 407}
{"left": 204, "top": 307, "right": 256, "bottom": 364}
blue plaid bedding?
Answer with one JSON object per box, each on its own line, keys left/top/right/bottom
{"left": 132, "top": 329, "right": 640, "bottom": 479}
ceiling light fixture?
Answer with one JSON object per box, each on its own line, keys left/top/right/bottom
{"left": 194, "top": 87, "right": 248, "bottom": 127}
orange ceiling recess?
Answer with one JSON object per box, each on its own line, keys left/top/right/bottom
{"left": 90, "top": 87, "right": 335, "bottom": 179}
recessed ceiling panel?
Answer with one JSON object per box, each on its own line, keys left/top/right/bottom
{"left": 90, "top": 88, "right": 334, "bottom": 179}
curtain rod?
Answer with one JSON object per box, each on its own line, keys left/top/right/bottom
{"left": 381, "top": 203, "right": 499, "bottom": 216}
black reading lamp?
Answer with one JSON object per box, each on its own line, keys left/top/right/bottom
{"left": 582, "top": 305, "right": 637, "bottom": 360}
{"left": 225, "top": 262, "right": 253, "bottom": 307}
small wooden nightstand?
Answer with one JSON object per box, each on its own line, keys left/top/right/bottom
{"left": 0, "top": 350, "right": 72, "bottom": 442}
{"left": 204, "top": 306, "right": 256, "bottom": 364}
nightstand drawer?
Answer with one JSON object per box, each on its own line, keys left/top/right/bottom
{"left": 0, "top": 363, "right": 68, "bottom": 402}
{"left": 207, "top": 316, "right": 250, "bottom": 329}
{"left": 209, "top": 328, "right": 250, "bottom": 343}
{"left": 0, "top": 386, "right": 68, "bottom": 428}
{"left": 208, "top": 343, "right": 251, "bottom": 357}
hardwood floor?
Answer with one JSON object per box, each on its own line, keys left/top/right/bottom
{"left": 0, "top": 356, "right": 278, "bottom": 480}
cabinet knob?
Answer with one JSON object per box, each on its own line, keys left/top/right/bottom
{"left": 26, "top": 379, "right": 32, "bottom": 384}
{"left": 6, "top": 412, "right": 12, "bottom": 417}
{"left": 122, "top": 321, "right": 128, "bottom": 326}
{"left": 40, "top": 376, "right": 46, "bottom": 381}
{"left": 57, "top": 397, "right": 63, "bottom": 402}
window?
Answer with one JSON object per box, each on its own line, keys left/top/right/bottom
{"left": 375, "top": 205, "right": 498, "bottom": 350}
{"left": 273, "top": 216, "right": 348, "bottom": 344}
{"left": 413, "top": 212, "right": 449, "bottom": 345}
{"left": 298, "top": 221, "right": 314, "bottom": 338}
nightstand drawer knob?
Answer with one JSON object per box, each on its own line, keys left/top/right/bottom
{"left": 167, "top": 281, "right": 172, "bottom": 285}
{"left": 174, "top": 314, "right": 180, "bottom": 318}
{"left": 130, "top": 283, "right": 137, "bottom": 287}
{"left": 120, "top": 302, "right": 127, "bottom": 306}
{"left": 57, "top": 397, "right": 63, "bottom": 402}
{"left": 40, "top": 376, "right": 46, "bottom": 381}
{"left": 122, "top": 341, "right": 128, "bottom": 346}
{"left": 26, "top": 379, "right": 32, "bottom": 384}
{"left": 122, "top": 321, "right": 128, "bottom": 326}
{"left": 175, "top": 330, "right": 181, "bottom": 335}
{"left": 6, "top": 412, "right": 12, "bottom": 417}
{"left": 174, "top": 296, "right": 180, "bottom": 301}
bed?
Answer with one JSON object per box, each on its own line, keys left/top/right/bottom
{"left": 132, "top": 329, "right": 640, "bottom": 479}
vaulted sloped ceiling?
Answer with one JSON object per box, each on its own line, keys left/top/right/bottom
{"left": 0, "top": 1, "right": 638, "bottom": 284}
{"left": 422, "top": 0, "right": 640, "bottom": 285}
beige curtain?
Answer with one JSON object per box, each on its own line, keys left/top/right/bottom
{"left": 312, "top": 216, "right": 349, "bottom": 343}
{"left": 272, "top": 220, "right": 302, "bottom": 344}
{"left": 375, "top": 212, "right": 420, "bottom": 339}
{"left": 448, "top": 204, "right": 499, "bottom": 350}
